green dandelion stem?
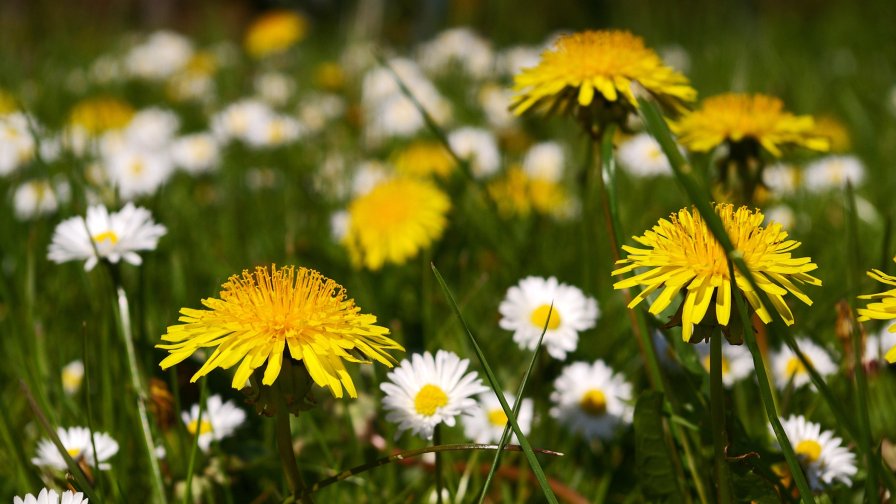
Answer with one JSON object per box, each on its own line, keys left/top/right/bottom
{"left": 110, "top": 278, "right": 167, "bottom": 503}
{"left": 709, "top": 327, "right": 733, "bottom": 503}
{"left": 274, "top": 394, "right": 312, "bottom": 503}
{"left": 297, "top": 444, "right": 564, "bottom": 499}
{"left": 183, "top": 377, "right": 208, "bottom": 504}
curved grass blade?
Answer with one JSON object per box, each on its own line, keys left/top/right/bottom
{"left": 431, "top": 263, "right": 560, "bottom": 504}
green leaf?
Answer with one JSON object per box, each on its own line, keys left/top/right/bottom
{"left": 634, "top": 390, "right": 684, "bottom": 503}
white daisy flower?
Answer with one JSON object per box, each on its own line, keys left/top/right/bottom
{"left": 297, "top": 93, "right": 345, "bottom": 133}
{"left": 448, "top": 127, "right": 500, "bottom": 179}
{"left": 14, "top": 179, "right": 69, "bottom": 220}
{"left": 499, "top": 276, "right": 599, "bottom": 360}
{"left": 803, "top": 155, "right": 865, "bottom": 192}
{"left": 550, "top": 360, "right": 633, "bottom": 441}
{"left": 762, "top": 162, "right": 799, "bottom": 195}
{"left": 367, "top": 94, "right": 427, "bottom": 141}
{"left": 351, "top": 160, "right": 390, "bottom": 197}
{"left": 124, "top": 108, "right": 180, "bottom": 150}
{"left": 477, "top": 84, "right": 516, "bottom": 130}
{"left": 330, "top": 210, "right": 349, "bottom": 242}
{"left": 126, "top": 30, "right": 194, "bottom": 81}
{"left": 32, "top": 426, "right": 119, "bottom": 471}
{"left": 617, "top": 132, "right": 673, "bottom": 177}
{"left": 693, "top": 341, "right": 754, "bottom": 387}
{"left": 254, "top": 71, "right": 295, "bottom": 106}
{"left": 417, "top": 28, "right": 493, "bottom": 79}
{"left": 462, "top": 392, "right": 534, "bottom": 444}
{"left": 210, "top": 99, "right": 275, "bottom": 144}
{"left": 171, "top": 133, "right": 220, "bottom": 174}
{"left": 181, "top": 394, "right": 247, "bottom": 452}
{"left": 522, "top": 142, "right": 565, "bottom": 182}
{"left": 495, "top": 45, "right": 541, "bottom": 77}
{"left": 47, "top": 202, "right": 167, "bottom": 271}
{"left": 763, "top": 204, "right": 797, "bottom": 230}
{"left": 771, "top": 337, "right": 838, "bottom": 390}
{"left": 104, "top": 146, "right": 174, "bottom": 200}
{"left": 658, "top": 44, "right": 691, "bottom": 73}
{"left": 244, "top": 114, "right": 305, "bottom": 148}
{"left": 380, "top": 350, "right": 488, "bottom": 441}
{"left": 14, "top": 489, "right": 87, "bottom": 504}
{"left": 774, "top": 415, "right": 857, "bottom": 490}
{"left": 61, "top": 360, "right": 85, "bottom": 395}
{"left": 0, "top": 112, "right": 36, "bottom": 175}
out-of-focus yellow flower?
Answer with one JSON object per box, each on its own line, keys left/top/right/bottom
{"left": 393, "top": 141, "right": 456, "bottom": 179}
{"left": 68, "top": 97, "right": 135, "bottom": 135}
{"left": 0, "top": 89, "right": 16, "bottom": 114}
{"left": 158, "top": 265, "right": 403, "bottom": 398}
{"left": 512, "top": 30, "right": 695, "bottom": 118}
{"left": 244, "top": 10, "right": 308, "bottom": 59}
{"left": 344, "top": 178, "right": 450, "bottom": 270}
{"left": 813, "top": 116, "right": 851, "bottom": 153}
{"left": 613, "top": 204, "right": 821, "bottom": 341}
{"left": 314, "top": 62, "right": 346, "bottom": 91}
{"left": 487, "top": 167, "right": 571, "bottom": 219}
{"left": 672, "top": 93, "right": 829, "bottom": 157}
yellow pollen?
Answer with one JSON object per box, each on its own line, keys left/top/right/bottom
{"left": 795, "top": 439, "right": 822, "bottom": 463}
{"left": 187, "top": 419, "right": 214, "bottom": 435}
{"left": 414, "top": 384, "right": 448, "bottom": 417}
{"left": 580, "top": 389, "right": 607, "bottom": 416}
{"left": 785, "top": 356, "right": 812, "bottom": 377}
{"left": 487, "top": 408, "right": 508, "bottom": 427}
{"left": 530, "top": 304, "right": 561, "bottom": 331}
{"left": 93, "top": 231, "right": 119, "bottom": 244}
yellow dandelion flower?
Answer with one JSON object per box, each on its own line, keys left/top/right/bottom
{"left": 511, "top": 30, "right": 696, "bottom": 117}
{"left": 244, "top": 10, "right": 308, "bottom": 59}
{"left": 487, "top": 167, "right": 571, "bottom": 219}
{"left": 393, "top": 141, "right": 456, "bottom": 179}
{"left": 344, "top": 178, "right": 450, "bottom": 270}
{"left": 158, "top": 265, "right": 403, "bottom": 398}
{"left": 314, "top": 61, "right": 346, "bottom": 91}
{"left": 857, "top": 257, "right": 896, "bottom": 362}
{"left": 68, "top": 97, "right": 135, "bottom": 135}
{"left": 672, "top": 93, "right": 829, "bottom": 157}
{"left": 612, "top": 204, "right": 821, "bottom": 341}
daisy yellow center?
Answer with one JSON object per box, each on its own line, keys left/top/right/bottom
{"left": 268, "top": 122, "right": 285, "bottom": 143}
{"left": 487, "top": 408, "right": 508, "bottom": 427}
{"left": 530, "top": 304, "right": 561, "bottom": 330}
{"left": 785, "top": 356, "right": 812, "bottom": 377}
{"left": 612, "top": 203, "right": 822, "bottom": 342}
{"left": 580, "top": 389, "right": 607, "bottom": 416}
{"left": 67, "top": 447, "right": 82, "bottom": 458}
{"left": 130, "top": 160, "right": 145, "bottom": 175}
{"left": 795, "top": 439, "right": 822, "bottom": 463}
{"left": 414, "top": 384, "right": 448, "bottom": 417}
{"left": 157, "top": 265, "right": 403, "bottom": 399}
{"left": 701, "top": 355, "right": 731, "bottom": 376}
{"left": 62, "top": 369, "right": 83, "bottom": 390}
{"left": 93, "top": 231, "right": 119, "bottom": 244}
{"left": 187, "top": 419, "right": 214, "bottom": 435}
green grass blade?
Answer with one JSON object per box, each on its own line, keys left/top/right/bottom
{"left": 478, "top": 303, "right": 552, "bottom": 503}
{"left": 431, "top": 263, "right": 560, "bottom": 504}
{"left": 184, "top": 377, "right": 208, "bottom": 504}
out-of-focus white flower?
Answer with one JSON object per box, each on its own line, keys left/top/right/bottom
{"left": 803, "top": 155, "right": 865, "bottom": 192}
{"left": 89, "top": 55, "right": 124, "bottom": 85}
{"left": 126, "top": 30, "right": 194, "bottom": 80}
{"left": 181, "top": 394, "right": 247, "bottom": 452}
{"left": 522, "top": 142, "right": 565, "bottom": 182}
{"left": 48, "top": 202, "right": 167, "bottom": 271}
{"left": 0, "top": 112, "right": 36, "bottom": 174}
{"left": 61, "top": 360, "right": 85, "bottom": 395}
{"left": 692, "top": 341, "right": 754, "bottom": 387}
{"left": 763, "top": 204, "right": 796, "bottom": 230}
{"left": 478, "top": 84, "right": 516, "bottom": 130}
{"left": 499, "top": 276, "right": 599, "bottom": 360}
{"left": 104, "top": 146, "right": 174, "bottom": 200}
{"left": 254, "top": 71, "right": 296, "bottom": 106}
{"left": 244, "top": 114, "right": 305, "bottom": 148}
{"left": 617, "top": 133, "right": 673, "bottom": 177}
{"left": 14, "top": 488, "right": 87, "bottom": 504}
{"left": 330, "top": 210, "right": 349, "bottom": 242}
{"left": 496, "top": 45, "right": 541, "bottom": 77}
{"left": 297, "top": 93, "right": 346, "bottom": 133}
{"left": 448, "top": 127, "right": 500, "bottom": 178}
{"left": 171, "top": 133, "right": 219, "bottom": 174}
{"left": 551, "top": 360, "right": 633, "bottom": 441}
{"left": 771, "top": 337, "right": 838, "bottom": 390}
{"left": 462, "top": 392, "right": 533, "bottom": 443}
{"left": 380, "top": 351, "right": 488, "bottom": 441}
{"left": 32, "top": 426, "right": 119, "bottom": 471}
{"left": 418, "top": 27, "right": 493, "bottom": 79}
{"left": 210, "top": 99, "right": 275, "bottom": 144}
{"left": 124, "top": 108, "right": 180, "bottom": 150}
{"left": 351, "top": 160, "right": 390, "bottom": 197}
{"left": 14, "top": 179, "right": 70, "bottom": 220}
{"left": 763, "top": 163, "right": 799, "bottom": 195}
{"left": 659, "top": 44, "right": 691, "bottom": 74}
{"left": 865, "top": 325, "right": 896, "bottom": 366}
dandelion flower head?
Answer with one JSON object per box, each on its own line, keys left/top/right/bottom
{"left": 158, "top": 265, "right": 403, "bottom": 398}
{"left": 857, "top": 256, "right": 896, "bottom": 363}
{"left": 612, "top": 204, "right": 821, "bottom": 341}
{"left": 244, "top": 10, "right": 308, "bottom": 59}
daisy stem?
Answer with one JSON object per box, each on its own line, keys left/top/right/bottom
{"left": 109, "top": 273, "right": 167, "bottom": 503}
{"left": 434, "top": 424, "right": 444, "bottom": 504}
{"left": 274, "top": 395, "right": 312, "bottom": 503}
{"left": 709, "top": 327, "right": 733, "bottom": 503}
{"left": 183, "top": 377, "right": 208, "bottom": 504}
